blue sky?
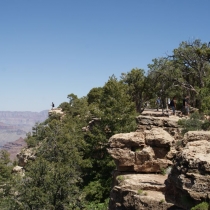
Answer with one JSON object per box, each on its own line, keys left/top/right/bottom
{"left": 0, "top": 0, "right": 209, "bottom": 112}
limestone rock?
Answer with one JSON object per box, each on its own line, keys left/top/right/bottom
{"left": 48, "top": 108, "right": 64, "bottom": 116}
{"left": 17, "top": 147, "right": 36, "bottom": 167}
{"left": 109, "top": 173, "right": 181, "bottom": 210}
{"left": 109, "top": 132, "right": 145, "bottom": 148}
{"left": 108, "top": 110, "right": 184, "bottom": 209}
{"left": 145, "top": 127, "right": 174, "bottom": 147}
{"left": 108, "top": 127, "right": 175, "bottom": 173}
{"left": 136, "top": 115, "right": 179, "bottom": 128}
{"left": 183, "top": 131, "right": 210, "bottom": 145}
{"left": 165, "top": 137, "right": 210, "bottom": 209}
{"left": 109, "top": 148, "right": 135, "bottom": 170}
{"left": 12, "top": 165, "right": 23, "bottom": 173}
{"left": 134, "top": 159, "right": 173, "bottom": 173}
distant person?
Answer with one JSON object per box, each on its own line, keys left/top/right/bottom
{"left": 183, "top": 95, "right": 190, "bottom": 115}
{"left": 167, "top": 98, "right": 171, "bottom": 108}
{"left": 51, "top": 102, "right": 55, "bottom": 110}
{"left": 170, "top": 97, "right": 176, "bottom": 115}
{"left": 156, "top": 97, "right": 161, "bottom": 111}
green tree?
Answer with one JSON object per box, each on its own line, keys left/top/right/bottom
{"left": 0, "top": 150, "right": 15, "bottom": 209}
{"left": 121, "top": 68, "right": 153, "bottom": 113}
{"left": 87, "top": 87, "right": 103, "bottom": 105}
{"left": 10, "top": 116, "right": 86, "bottom": 209}
{"left": 0, "top": 150, "right": 12, "bottom": 182}
{"left": 148, "top": 40, "right": 210, "bottom": 112}
{"left": 82, "top": 75, "right": 137, "bottom": 204}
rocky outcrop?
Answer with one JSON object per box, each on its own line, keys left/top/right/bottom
{"left": 109, "top": 172, "right": 183, "bottom": 210}
{"left": 183, "top": 130, "right": 210, "bottom": 144}
{"left": 12, "top": 165, "right": 23, "bottom": 173}
{"left": 108, "top": 128, "right": 174, "bottom": 173}
{"left": 17, "top": 147, "right": 37, "bottom": 167}
{"left": 12, "top": 165, "right": 24, "bottom": 176}
{"left": 165, "top": 131, "right": 210, "bottom": 209}
{"left": 82, "top": 117, "right": 101, "bottom": 132}
{"left": 48, "top": 108, "right": 64, "bottom": 116}
{"left": 136, "top": 115, "right": 181, "bottom": 140}
{"left": 108, "top": 111, "right": 183, "bottom": 209}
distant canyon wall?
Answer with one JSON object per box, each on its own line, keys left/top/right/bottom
{"left": 0, "top": 110, "right": 48, "bottom": 125}
{"left": 0, "top": 110, "right": 48, "bottom": 160}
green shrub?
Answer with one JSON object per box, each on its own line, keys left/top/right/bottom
{"left": 191, "top": 202, "right": 209, "bottom": 210}
{"left": 137, "top": 189, "right": 143, "bottom": 195}
{"left": 85, "top": 199, "right": 109, "bottom": 210}
{"left": 175, "top": 140, "right": 183, "bottom": 147}
{"left": 159, "top": 199, "right": 165, "bottom": 204}
{"left": 25, "top": 136, "right": 37, "bottom": 147}
{"left": 116, "top": 175, "right": 125, "bottom": 182}
{"left": 201, "top": 120, "right": 210, "bottom": 130}
{"left": 178, "top": 112, "right": 203, "bottom": 135}
{"left": 160, "top": 168, "right": 166, "bottom": 175}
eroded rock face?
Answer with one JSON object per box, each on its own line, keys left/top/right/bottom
{"left": 109, "top": 173, "right": 177, "bottom": 210}
{"left": 17, "top": 147, "right": 36, "bottom": 167}
{"left": 183, "top": 131, "right": 210, "bottom": 144}
{"left": 136, "top": 115, "right": 179, "bottom": 129}
{"left": 108, "top": 128, "right": 174, "bottom": 173}
{"left": 136, "top": 115, "right": 181, "bottom": 140}
{"left": 48, "top": 108, "right": 64, "bottom": 117}
{"left": 108, "top": 112, "right": 183, "bottom": 209}
{"left": 165, "top": 132, "right": 210, "bottom": 209}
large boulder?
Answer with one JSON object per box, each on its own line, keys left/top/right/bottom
{"left": 108, "top": 128, "right": 174, "bottom": 173}
{"left": 183, "top": 130, "right": 210, "bottom": 144}
{"left": 109, "top": 172, "right": 182, "bottom": 210}
{"left": 108, "top": 111, "right": 184, "bottom": 210}
{"left": 165, "top": 132, "right": 210, "bottom": 209}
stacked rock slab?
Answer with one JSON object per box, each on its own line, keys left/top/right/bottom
{"left": 165, "top": 131, "right": 210, "bottom": 209}
{"left": 108, "top": 112, "right": 183, "bottom": 209}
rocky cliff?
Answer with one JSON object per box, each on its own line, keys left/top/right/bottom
{"left": 13, "top": 110, "right": 210, "bottom": 209}
{"left": 165, "top": 131, "right": 210, "bottom": 209}
{"left": 108, "top": 111, "right": 210, "bottom": 210}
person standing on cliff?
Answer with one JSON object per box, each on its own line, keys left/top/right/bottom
{"left": 156, "top": 97, "right": 161, "bottom": 111}
{"left": 170, "top": 96, "right": 176, "bottom": 115}
{"left": 183, "top": 95, "right": 190, "bottom": 115}
{"left": 51, "top": 102, "right": 55, "bottom": 110}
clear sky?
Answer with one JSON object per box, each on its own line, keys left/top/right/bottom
{"left": 1, "top": 0, "right": 209, "bottom": 112}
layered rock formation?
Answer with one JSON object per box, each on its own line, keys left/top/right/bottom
{"left": 165, "top": 131, "right": 210, "bottom": 209}
{"left": 108, "top": 111, "right": 210, "bottom": 209}
{"left": 108, "top": 112, "right": 182, "bottom": 209}
{"left": 108, "top": 129, "right": 174, "bottom": 173}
